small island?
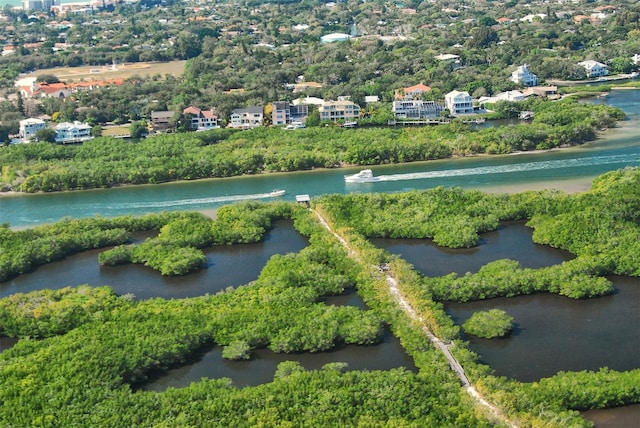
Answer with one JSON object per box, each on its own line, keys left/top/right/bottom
{"left": 463, "top": 309, "right": 515, "bottom": 339}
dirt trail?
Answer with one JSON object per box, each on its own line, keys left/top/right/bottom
{"left": 312, "top": 208, "right": 518, "bottom": 428}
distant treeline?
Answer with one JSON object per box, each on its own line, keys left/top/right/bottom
{"left": 0, "top": 99, "right": 623, "bottom": 193}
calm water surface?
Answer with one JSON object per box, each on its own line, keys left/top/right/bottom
{"left": 0, "top": 220, "right": 308, "bottom": 300}
{"left": 446, "top": 276, "right": 639, "bottom": 382}
{"left": 374, "top": 223, "right": 639, "bottom": 381}
{"left": 583, "top": 404, "right": 640, "bottom": 428}
{"left": 371, "top": 222, "right": 574, "bottom": 277}
{"left": 143, "top": 330, "right": 417, "bottom": 390}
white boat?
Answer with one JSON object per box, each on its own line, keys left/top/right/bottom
{"left": 344, "top": 169, "right": 379, "bottom": 183}
{"left": 268, "top": 189, "right": 286, "bottom": 197}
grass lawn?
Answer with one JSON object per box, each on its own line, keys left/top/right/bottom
{"left": 27, "top": 60, "right": 186, "bottom": 83}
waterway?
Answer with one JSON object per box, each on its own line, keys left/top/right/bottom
{"left": 1, "top": 90, "right": 639, "bottom": 229}
{"left": 0, "top": 220, "right": 308, "bottom": 300}
{"left": 373, "top": 223, "right": 639, "bottom": 382}
{"left": 143, "top": 329, "right": 417, "bottom": 390}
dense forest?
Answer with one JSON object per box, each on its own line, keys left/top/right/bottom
{"left": 0, "top": 167, "right": 638, "bottom": 426}
{"left": 0, "top": 98, "right": 624, "bottom": 193}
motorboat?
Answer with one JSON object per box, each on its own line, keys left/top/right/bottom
{"left": 344, "top": 169, "right": 379, "bottom": 183}
{"left": 268, "top": 189, "right": 286, "bottom": 197}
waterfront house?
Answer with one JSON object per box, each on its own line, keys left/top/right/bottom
{"left": 522, "top": 86, "right": 559, "bottom": 99}
{"left": 182, "top": 106, "right": 219, "bottom": 130}
{"left": 392, "top": 100, "right": 444, "bottom": 119}
{"left": 150, "top": 111, "right": 175, "bottom": 132}
{"left": 444, "top": 90, "right": 473, "bottom": 115}
{"left": 318, "top": 100, "right": 360, "bottom": 122}
{"left": 19, "top": 118, "right": 46, "bottom": 140}
{"left": 229, "top": 106, "right": 264, "bottom": 129}
{"left": 271, "top": 102, "right": 308, "bottom": 126}
{"left": 55, "top": 121, "right": 92, "bottom": 143}
{"left": 578, "top": 60, "right": 609, "bottom": 78}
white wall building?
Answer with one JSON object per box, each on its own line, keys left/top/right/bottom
{"left": 19, "top": 118, "right": 46, "bottom": 140}
{"left": 392, "top": 100, "right": 444, "bottom": 119}
{"left": 182, "top": 106, "right": 219, "bottom": 130}
{"left": 510, "top": 64, "right": 538, "bottom": 87}
{"left": 55, "top": 121, "right": 93, "bottom": 143}
{"left": 229, "top": 106, "right": 264, "bottom": 129}
{"left": 444, "top": 90, "right": 474, "bottom": 115}
{"left": 318, "top": 100, "right": 360, "bottom": 122}
{"left": 578, "top": 60, "right": 609, "bottom": 78}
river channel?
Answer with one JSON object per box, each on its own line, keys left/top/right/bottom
{"left": 1, "top": 90, "right": 639, "bottom": 229}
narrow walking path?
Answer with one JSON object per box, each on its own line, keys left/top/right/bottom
{"left": 312, "top": 208, "right": 518, "bottom": 428}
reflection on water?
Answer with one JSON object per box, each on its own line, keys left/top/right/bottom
{"left": 142, "top": 330, "right": 417, "bottom": 391}
{"left": 371, "top": 222, "right": 574, "bottom": 277}
{"left": 446, "top": 276, "right": 640, "bottom": 382}
{"left": 0, "top": 220, "right": 308, "bottom": 300}
{"left": 582, "top": 404, "right": 640, "bottom": 428}
{"left": 0, "top": 337, "right": 19, "bottom": 353}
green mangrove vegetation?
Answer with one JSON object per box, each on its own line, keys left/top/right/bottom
{"left": 0, "top": 99, "right": 624, "bottom": 193}
{"left": 462, "top": 309, "right": 514, "bottom": 339}
{"left": 0, "top": 168, "right": 638, "bottom": 426}
{"left": 0, "top": 204, "right": 491, "bottom": 427}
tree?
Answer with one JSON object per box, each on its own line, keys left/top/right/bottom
{"left": 130, "top": 120, "right": 147, "bottom": 139}
{"left": 306, "top": 108, "right": 320, "bottom": 127}
{"left": 35, "top": 128, "right": 57, "bottom": 142}
{"left": 90, "top": 125, "right": 103, "bottom": 137}
{"left": 36, "top": 74, "right": 60, "bottom": 84}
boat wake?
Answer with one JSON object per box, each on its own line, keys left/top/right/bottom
{"left": 374, "top": 153, "right": 640, "bottom": 183}
{"left": 89, "top": 192, "right": 284, "bottom": 210}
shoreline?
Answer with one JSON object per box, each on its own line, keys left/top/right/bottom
{"left": 0, "top": 142, "right": 597, "bottom": 199}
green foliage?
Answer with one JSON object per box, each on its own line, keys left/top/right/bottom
{"left": 221, "top": 340, "right": 252, "bottom": 360}
{"left": 0, "top": 286, "right": 126, "bottom": 338}
{"left": 462, "top": 309, "right": 514, "bottom": 339}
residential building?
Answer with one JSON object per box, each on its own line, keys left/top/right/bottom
{"left": 318, "top": 100, "right": 360, "bottom": 122}
{"left": 630, "top": 53, "right": 640, "bottom": 65}
{"left": 510, "top": 64, "right": 538, "bottom": 87}
{"left": 444, "top": 90, "right": 473, "bottom": 115}
{"left": 19, "top": 81, "right": 71, "bottom": 99}
{"left": 292, "top": 96, "right": 325, "bottom": 106}
{"left": 578, "top": 60, "right": 609, "bottom": 78}
{"left": 392, "top": 100, "right": 444, "bottom": 119}
{"left": 435, "top": 53, "right": 462, "bottom": 70}
{"left": 19, "top": 118, "right": 46, "bottom": 140}
{"left": 229, "top": 106, "right": 264, "bottom": 129}
{"left": 182, "top": 106, "right": 219, "bottom": 130}
{"left": 478, "top": 90, "right": 525, "bottom": 106}
{"left": 522, "top": 86, "right": 559, "bottom": 99}
{"left": 271, "top": 102, "right": 309, "bottom": 126}
{"left": 55, "top": 121, "right": 92, "bottom": 143}
{"left": 150, "top": 111, "right": 175, "bottom": 132}
{"left": 395, "top": 83, "right": 431, "bottom": 100}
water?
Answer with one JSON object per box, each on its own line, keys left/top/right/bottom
{"left": 375, "top": 223, "right": 639, "bottom": 381}
{"left": 1, "top": 90, "right": 638, "bottom": 228}
{"left": 583, "top": 404, "right": 640, "bottom": 428}
{"left": 371, "top": 222, "right": 574, "bottom": 277}
{"left": 446, "top": 276, "right": 640, "bottom": 382}
{"left": 142, "top": 330, "right": 417, "bottom": 390}
{"left": 0, "top": 220, "right": 309, "bottom": 300}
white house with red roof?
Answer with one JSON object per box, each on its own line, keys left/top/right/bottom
{"left": 182, "top": 106, "right": 219, "bottom": 130}
{"left": 395, "top": 83, "right": 431, "bottom": 100}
